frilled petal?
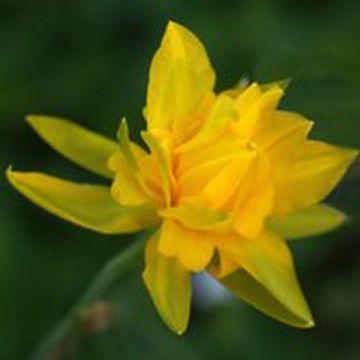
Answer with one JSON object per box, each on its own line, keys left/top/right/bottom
{"left": 159, "top": 206, "right": 229, "bottom": 231}
{"left": 274, "top": 140, "right": 358, "bottom": 214}
{"left": 27, "top": 115, "right": 118, "bottom": 178}
{"left": 177, "top": 94, "right": 237, "bottom": 153}
{"left": 178, "top": 135, "right": 253, "bottom": 199}
{"left": 198, "top": 150, "right": 256, "bottom": 209}
{"left": 143, "top": 234, "right": 191, "bottom": 335}
{"left": 158, "top": 219, "right": 215, "bottom": 272}
{"left": 232, "top": 83, "right": 284, "bottom": 138}
{"left": 223, "top": 230, "right": 314, "bottom": 328}
{"left": 7, "top": 169, "right": 158, "bottom": 234}
{"left": 145, "top": 21, "right": 215, "bottom": 132}
{"left": 268, "top": 204, "right": 346, "bottom": 240}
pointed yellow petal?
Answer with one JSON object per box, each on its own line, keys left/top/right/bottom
{"left": 218, "top": 267, "right": 314, "bottom": 328}
{"left": 116, "top": 118, "right": 146, "bottom": 169}
{"left": 225, "top": 230, "right": 314, "bottom": 327}
{"left": 109, "top": 119, "right": 150, "bottom": 206}
{"left": 7, "top": 169, "right": 158, "bottom": 234}
{"left": 274, "top": 140, "right": 358, "bottom": 214}
{"left": 158, "top": 219, "right": 215, "bottom": 272}
{"left": 143, "top": 234, "right": 191, "bottom": 335}
{"left": 145, "top": 21, "right": 215, "bottom": 132}
{"left": 254, "top": 110, "right": 313, "bottom": 154}
{"left": 26, "top": 115, "right": 118, "bottom": 178}
{"left": 260, "top": 78, "right": 291, "bottom": 92}
{"left": 142, "top": 130, "right": 174, "bottom": 207}
{"left": 268, "top": 204, "right": 347, "bottom": 240}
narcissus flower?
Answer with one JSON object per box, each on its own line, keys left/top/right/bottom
{"left": 7, "top": 21, "right": 358, "bottom": 334}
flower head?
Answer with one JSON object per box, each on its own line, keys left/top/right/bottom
{"left": 7, "top": 21, "right": 358, "bottom": 334}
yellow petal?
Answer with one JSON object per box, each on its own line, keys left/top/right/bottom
{"left": 200, "top": 149, "right": 256, "bottom": 209}
{"left": 224, "top": 230, "right": 314, "bottom": 328}
{"left": 158, "top": 219, "right": 215, "bottom": 272}
{"left": 233, "top": 84, "right": 284, "bottom": 138}
{"left": 109, "top": 119, "right": 150, "bottom": 206}
{"left": 254, "top": 110, "right": 313, "bottom": 154}
{"left": 108, "top": 153, "right": 149, "bottom": 206}
{"left": 254, "top": 110, "right": 313, "bottom": 185}
{"left": 145, "top": 21, "right": 215, "bottom": 132}
{"left": 178, "top": 132, "right": 252, "bottom": 199}
{"left": 142, "top": 130, "right": 174, "bottom": 207}
{"left": 218, "top": 267, "right": 314, "bottom": 328}
{"left": 143, "top": 234, "right": 191, "bottom": 335}
{"left": 231, "top": 153, "right": 273, "bottom": 239}
{"left": 7, "top": 169, "right": 158, "bottom": 234}
{"left": 274, "top": 140, "right": 358, "bottom": 214}
{"left": 268, "top": 204, "right": 347, "bottom": 240}
{"left": 159, "top": 206, "right": 230, "bottom": 232}
{"left": 26, "top": 115, "right": 118, "bottom": 178}
{"left": 177, "top": 94, "right": 237, "bottom": 154}
{"left": 116, "top": 118, "right": 146, "bottom": 169}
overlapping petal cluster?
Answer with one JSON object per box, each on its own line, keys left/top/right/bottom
{"left": 7, "top": 21, "right": 357, "bottom": 334}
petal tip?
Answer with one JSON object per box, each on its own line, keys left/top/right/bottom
{"left": 25, "top": 114, "right": 45, "bottom": 127}
{"left": 174, "top": 327, "right": 187, "bottom": 336}
{"left": 5, "top": 165, "right": 16, "bottom": 182}
{"left": 166, "top": 20, "right": 183, "bottom": 31}
{"left": 300, "top": 316, "right": 315, "bottom": 329}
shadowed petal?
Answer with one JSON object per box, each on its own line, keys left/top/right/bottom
{"left": 268, "top": 204, "right": 347, "bottom": 240}
{"left": 143, "top": 234, "right": 191, "bottom": 335}
{"left": 222, "top": 230, "right": 314, "bottom": 328}
{"left": 217, "top": 267, "right": 314, "bottom": 328}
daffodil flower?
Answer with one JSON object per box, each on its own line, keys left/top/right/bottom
{"left": 7, "top": 21, "right": 358, "bottom": 335}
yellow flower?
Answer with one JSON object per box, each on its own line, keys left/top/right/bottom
{"left": 7, "top": 21, "right": 358, "bottom": 335}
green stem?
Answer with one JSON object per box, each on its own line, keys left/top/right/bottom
{"left": 31, "top": 237, "right": 146, "bottom": 360}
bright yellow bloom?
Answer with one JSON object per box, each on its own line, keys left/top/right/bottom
{"left": 7, "top": 21, "right": 358, "bottom": 334}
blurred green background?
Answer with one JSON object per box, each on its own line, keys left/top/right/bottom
{"left": 1, "top": 0, "right": 360, "bottom": 359}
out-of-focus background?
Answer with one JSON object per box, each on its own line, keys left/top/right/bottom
{"left": 1, "top": 0, "right": 360, "bottom": 359}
